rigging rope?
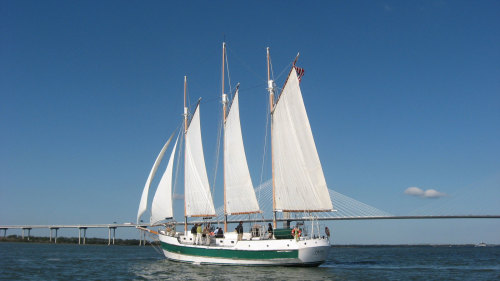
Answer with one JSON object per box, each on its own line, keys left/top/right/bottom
{"left": 275, "top": 61, "right": 293, "bottom": 81}
{"left": 172, "top": 122, "right": 184, "bottom": 200}
{"left": 143, "top": 230, "right": 163, "bottom": 255}
{"left": 211, "top": 103, "right": 223, "bottom": 202}
{"left": 257, "top": 99, "right": 270, "bottom": 215}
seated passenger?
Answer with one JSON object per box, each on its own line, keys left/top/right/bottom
{"left": 215, "top": 227, "right": 224, "bottom": 238}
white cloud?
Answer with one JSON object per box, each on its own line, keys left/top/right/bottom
{"left": 423, "top": 189, "right": 446, "bottom": 198}
{"left": 405, "top": 187, "right": 446, "bottom": 198}
{"left": 405, "top": 187, "right": 424, "bottom": 196}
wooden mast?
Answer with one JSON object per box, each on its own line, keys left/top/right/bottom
{"left": 222, "top": 42, "right": 228, "bottom": 232}
{"left": 183, "top": 75, "right": 188, "bottom": 233}
{"left": 267, "top": 47, "right": 277, "bottom": 229}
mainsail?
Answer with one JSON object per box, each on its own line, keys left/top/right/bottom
{"left": 184, "top": 104, "right": 216, "bottom": 217}
{"left": 272, "top": 68, "right": 333, "bottom": 212}
{"left": 150, "top": 134, "right": 179, "bottom": 225}
{"left": 137, "top": 131, "right": 176, "bottom": 223}
{"left": 224, "top": 91, "right": 260, "bottom": 214}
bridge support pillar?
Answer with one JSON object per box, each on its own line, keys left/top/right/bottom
{"left": 21, "top": 228, "right": 32, "bottom": 240}
{"left": 78, "top": 227, "right": 87, "bottom": 245}
{"left": 83, "top": 228, "right": 87, "bottom": 244}
{"left": 108, "top": 227, "right": 117, "bottom": 245}
{"left": 50, "top": 228, "right": 59, "bottom": 243}
{"left": 22, "top": 228, "right": 25, "bottom": 240}
{"left": 1, "top": 228, "right": 6, "bottom": 239}
{"left": 139, "top": 230, "right": 144, "bottom": 246}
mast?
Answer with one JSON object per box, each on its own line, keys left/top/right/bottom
{"left": 183, "top": 75, "right": 188, "bottom": 233}
{"left": 222, "top": 42, "right": 228, "bottom": 232}
{"left": 267, "top": 47, "right": 277, "bottom": 229}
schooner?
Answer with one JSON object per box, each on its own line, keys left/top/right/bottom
{"left": 136, "top": 43, "right": 333, "bottom": 266}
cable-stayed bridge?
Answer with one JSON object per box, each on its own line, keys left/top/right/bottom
{"left": 215, "top": 180, "right": 500, "bottom": 224}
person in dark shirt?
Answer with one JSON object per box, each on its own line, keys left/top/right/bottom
{"left": 235, "top": 221, "right": 243, "bottom": 241}
{"left": 190, "top": 224, "right": 197, "bottom": 244}
{"left": 267, "top": 223, "right": 273, "bottom": 239}
{"left": 215, "top": 227, "right": 224, "bottom": 238}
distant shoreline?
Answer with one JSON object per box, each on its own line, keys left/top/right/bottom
{"left": 1, "top": 235, "right": 496, "bottom": 247}
{"left": 0, "top": 235, "right": 149, "bottom": 246}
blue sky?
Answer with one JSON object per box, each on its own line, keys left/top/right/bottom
{"left": 1, "top": 1, "right": 499, "bottom": 244}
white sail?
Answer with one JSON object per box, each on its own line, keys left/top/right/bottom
{"left": 137, "top": 131, "right": 176, "bottom": 223}
{"left": 224, "top": 91, "right": 260, "bottom": 214}
{"left": 150, "top": 135, "right": 179, "bottom": 225}
{"left": 185, "top": 104, "right": 216, "bottom": 217}
{"left": 272, "top": 68, "right": 333, "bottom": 212}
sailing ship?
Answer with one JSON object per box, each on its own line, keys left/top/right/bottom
{"left": 137, "top": 43, "right": 334, "bottom": 266}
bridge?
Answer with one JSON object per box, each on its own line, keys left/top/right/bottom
{"left": 2, "top": 181, "right": 499, "bottom": 244}
{"left": 0, "top": 224, "right": 140, "bottom": 245}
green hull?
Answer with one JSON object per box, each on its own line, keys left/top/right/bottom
{"left": 161, "top": 241, "right": 298, "bottom": 260}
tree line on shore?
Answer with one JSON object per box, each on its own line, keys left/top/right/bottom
{"left": 0, "top": 235, "right": 159, "bottom": 246}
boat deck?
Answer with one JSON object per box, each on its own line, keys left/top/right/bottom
{"left": 160, "top": 230, "right": 325, "bottom": 250}
{"left": 175, "top": 233, "right": 271, "bottom": 248}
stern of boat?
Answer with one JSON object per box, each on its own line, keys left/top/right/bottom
{"left": 297, "top": 238, "right": 330, "bottom": 265}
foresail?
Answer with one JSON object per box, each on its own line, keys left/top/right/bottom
{"left": 185, "top": 104, "right": 216, "bottom": 217}
{"left": 137, "top": 131, "right": 176, "bottom": 224}
{"left": 151, "top": 134, "right": 179, "bottom": 225}
{"left": 224, "top": 91, "right": 260, "bottom": 214}
{"left": 272, "top": 68, "right": 333, "bottom": 212}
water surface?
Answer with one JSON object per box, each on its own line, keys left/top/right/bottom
{"left": 1, "top": 243, "right": 498, "bottom": 280}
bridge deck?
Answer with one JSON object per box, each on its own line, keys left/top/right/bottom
{"left": 2, "top": 215, "right": 499, "bottom": 230}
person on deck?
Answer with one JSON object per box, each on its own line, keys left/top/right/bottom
{"left": 292, "top": 225, "right": 301, "bottom": 241}
{"left": 191, "top": 224, "right": 197, "bottom": 243}
{"left": 203, "top": 224, "right": 211, "bottom": 245}
{"left": 236, "top": 221, "right": 243, "bottom": 241}
{"left": 215, "top": 227, "right": 224, "bottom": 238}
{"left": 196, "top": 224, "right": 202, "bottom": 245}
{"left": 325, "top": 226, "right": 330, "bottom": 240}
{"left": 267, "top": 223, "right": 273, "bottom": 239}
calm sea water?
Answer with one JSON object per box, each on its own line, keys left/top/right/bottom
{"left": 1, "top": 243, "right": 499, "bottom": 280}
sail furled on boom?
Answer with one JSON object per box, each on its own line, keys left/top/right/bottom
{"left": 150, "top": 134, "right": 179, "bottom": 225}
{"left": 185, "top": 104, "right": 216, "bottom": 217}
{"left": 137, "top": 131, "right": 176, "bottom": 224}
{"left": 272, "top": 68, "right": 333, "bottom": 212}
{"left": 224, "top": 91, "right": 261, "bottom": 215}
